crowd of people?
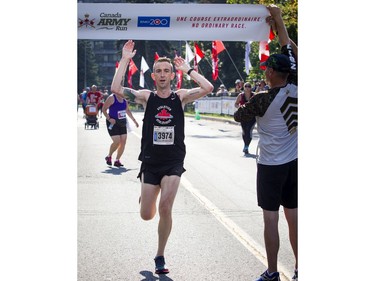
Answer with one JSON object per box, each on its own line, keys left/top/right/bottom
{"left": 78, "top": 85, "right": 110, "bottom": 117}
{"left": 210, "top": 78, "right": 269, "bottom": 98}
{"left": 78, "top": 4, "right": 297, "bottom": 281}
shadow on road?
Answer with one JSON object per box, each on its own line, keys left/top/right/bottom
{"left": 101, "top": 167, "right": 136, "bottom": 175}
{"left": 243, "top": 153, "right": 257, "bottom": 159}
{"left": 139, "top": 270, "right": 174, "bottom": 281}
{"left": 189, "top": 134, "right": 239, "bottom": 139}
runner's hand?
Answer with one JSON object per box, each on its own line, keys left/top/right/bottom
{"left": 174, "top": 57, "right": 190, "bottom": 73}
{"left": 122, "top": 40, "right": 136, "bottom": 60}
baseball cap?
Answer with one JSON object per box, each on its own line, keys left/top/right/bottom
{"left": 235, "top": 79, "right": 241, "bottom": 84}
{"left": 260, "top": 54, "right": 291, "bottom": 73}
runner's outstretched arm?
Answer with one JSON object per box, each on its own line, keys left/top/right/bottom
{"left": 111, "top": 40, "right": 149, "bottom": 106}
{"left": 111, "top": 40, "right": 136, "bottom": 95}
{"left": 174, "top": 56, "right": 213, "bottom": 105}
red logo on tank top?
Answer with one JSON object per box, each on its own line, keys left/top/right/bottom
{"left": 155, "top": 106, "right": 173, "bottom": 125}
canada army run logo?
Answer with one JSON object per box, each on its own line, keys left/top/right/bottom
{"left": 78, "top": 14, "right": 95, "bottom": 29}
{"left": 78, "top": 12, "right": 131, "bottom": 31}
{"left": 155, "top": 106, "right": 173, "bottom": 125}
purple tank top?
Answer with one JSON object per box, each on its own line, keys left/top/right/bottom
{"left": 109, "top": 94, "right": 127, "bottom": 120}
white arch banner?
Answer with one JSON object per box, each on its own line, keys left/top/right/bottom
{"left": 78, "top": 3, "right": 270, "bottom": 41}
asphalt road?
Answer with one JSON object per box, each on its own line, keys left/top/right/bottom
{"left": 77, "top": 108, "right": 296, "bottom": 281}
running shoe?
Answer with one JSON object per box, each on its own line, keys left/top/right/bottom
{"left": 292, "top": 269, "right": 298, "bottom": 280}
{"left": 255, "top": 271, "right": 280, "bottom": 281}
{"left": 105, "top": 156, "right": 112, "bottom": 166}
{"left": 154, "top": 256, "right": 169, "bottom": 274}
{"left": 114, "top": 160, "right": 124, "bottom": 167}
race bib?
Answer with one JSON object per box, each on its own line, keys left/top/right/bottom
{"left": 153, "top": 126, "right": 174, "bottom": 145}
{"left": 117, "top": 110, "right": 126, "bottom": 119}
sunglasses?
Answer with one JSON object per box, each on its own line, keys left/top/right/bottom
{"left": 244, "top": 85, "right": 252, "bottom": 88}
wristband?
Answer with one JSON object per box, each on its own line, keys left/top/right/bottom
{"left": 187, "top": 68, "right": 194, "bottom": 75}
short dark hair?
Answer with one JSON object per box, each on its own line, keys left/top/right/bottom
{"left": 153, "top": 57, "right": 173, "bottom": 72}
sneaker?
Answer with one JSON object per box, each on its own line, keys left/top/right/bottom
{"left": 114, "top": 160, "right": 123, "bottom": 167}
{"left": 292, "top": 269, "right": 298, "bottom": 280}
{"left": 255, "top": 270, "right": 280, "bottom": 281}
{"left": 154, "top": 256, "right": 169, "bottom": 274}
{"left": 243, "top": 146, "right": 249, "bottom": 154}
{"left": 105, "top": 156, "right": 112, "bottom": 166}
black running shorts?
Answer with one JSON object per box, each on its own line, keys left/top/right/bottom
{"left": 257, "top": 159, "right": 298, "bottom": 211}
{"left": 106, "top": 120, "right": 127, "bottom": 136}
{"left": 138, "top": 162, "right": 186, "bottom": 186}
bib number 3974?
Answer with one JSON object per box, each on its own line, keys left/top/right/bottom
{"left": 153, "top": 126, "right": 174, "bottom": 145}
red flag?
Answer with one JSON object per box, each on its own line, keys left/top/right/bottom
{"left": 212, "top": 41, "right": 219, "bottom": 81}
{"left": 153, "top": 52, "right": 160, "bottom": 87}
{"left": 194, "top": 43, "right": 204, "bottom": 72}
{"left": 214, "top": 40, "right": 225, "bottom": 54}
{"left": 259, "top": 29, "right": 275, "bottom": 70}
{"left": 127, "top": 59, "right": 138, "bottom": 88}
{"left": 175, "top": 51, "right": 183, "bottom": 89}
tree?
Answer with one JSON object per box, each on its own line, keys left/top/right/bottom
{"left": 77, "top": 40, "right": 101, "bottom": 93}
{"left": 226, "top": 0, "right": 298, "bottom": 83}
{"left": 227, "top": 0, "right": 298, "bottom": 44}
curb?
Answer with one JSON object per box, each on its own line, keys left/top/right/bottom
{"left": 184, "top": 113, "right": 240, "bottom": 126}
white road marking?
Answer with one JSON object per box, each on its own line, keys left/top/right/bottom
{"left": 180, "top": 176, "right": 291, "bottom": 281}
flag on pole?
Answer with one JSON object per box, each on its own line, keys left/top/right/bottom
{"left": 212, "top": 41, "right": 219, "bottom": 81}
{"left": 214, "top": 40, "right": 226, "bottom": 54}
{"left": 211, "top": 41, "right": 225, "bottom": 80}
{"left": 185, "top": 41, "right": 195, "bottom": 63}
{"left": 139, "top": 56, "right": 150, "bottom": 88}
{"left": 194, "top": 42, "right": 204, "bottom": 72}
{"left": 259, "top": 29, "right": 275, "bottom": 70}
{"left": 245, "top": 41, "right": 252, "bottom": 74}
{"left": 185, "top": 41, "right": 195, "bottom": 80}
{"left": 127, "top": 59, "right": 138, "bottom": 88}
{"left": 153, "top": 52, "right": 159, "bottom": 87}
{"left": 175, "top": 51, "right": 183, "bottom": 89}
{"left": 259, "top": 41, "right": 269, "bottom": 71}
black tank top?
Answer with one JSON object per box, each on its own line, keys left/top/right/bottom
{"left": 138, "top": 92, "right": 186, "bottom": 165}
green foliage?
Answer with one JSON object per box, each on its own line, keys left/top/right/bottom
{"left": 226, "top": 0, "right": 297, "bottom": 83}
{"left": 227, "top": 0, "right": 297, "bottom": 44}
{"left": 77, "top": 40, "right": 101, "bottom": 93}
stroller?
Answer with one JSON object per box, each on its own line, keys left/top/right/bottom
{"left": 84, "top": 104, "right": 99, "bottom": 129}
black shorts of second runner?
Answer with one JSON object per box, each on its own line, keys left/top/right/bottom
{"left": 257, "top": 159, "right": 297, "bottom": 211}
{"left": 137, "top": 162, "right": 186, "bottom": 186}
{"left": 106, "top": 119, "right": 127, "bottom": 136}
